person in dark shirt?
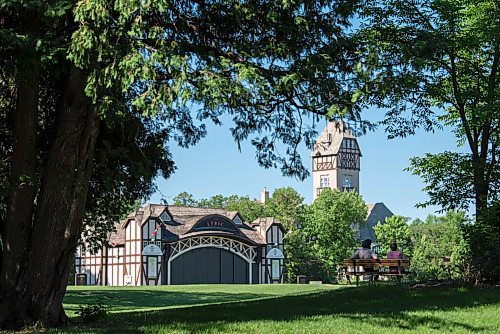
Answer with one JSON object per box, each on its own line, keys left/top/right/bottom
{"left": 351, "top": 239, "right": 379, "bottom": 272}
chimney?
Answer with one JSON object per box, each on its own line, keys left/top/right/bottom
{"left": 260, "top": 187, "right": 269, "bottom": 204}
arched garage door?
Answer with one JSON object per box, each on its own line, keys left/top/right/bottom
{"left": 170, "top": 247, "right": 248, "bottom": 284}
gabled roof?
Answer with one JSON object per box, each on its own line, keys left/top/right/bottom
{"left": 311, "top": 121, "right": 358, "bottom": 157}
{"left": 251, "top": 217, "right": 277, "bottom": 231}
{"left": 168, "top": 206, "right": 230, "bottom": 217}
{"left": 109, "top": 220, "right": 126, "bottom": 246}
{"left": 250, "top": 217, "right": 285, "bottom": 242}
{"left": 110, "top": 204, "right": 270, "bottom": 245}
{"left": 361, "top": 202, "right": 394, "bottom": 242}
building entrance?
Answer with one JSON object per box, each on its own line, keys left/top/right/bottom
{"left": 170, "top": 247, "right": 249, "bottom": 284}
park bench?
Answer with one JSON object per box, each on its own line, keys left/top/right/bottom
{"left": 343, "top": 258, "right": 410, "bottom": 286}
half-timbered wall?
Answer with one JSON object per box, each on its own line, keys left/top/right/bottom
{"left": 141, "top": 219, "right": 163, "bottom": 285}
{"left": 74, "top": 245, "right": 103, "bottom": 285}
{"left": 75, "top": 211, "right": 285, "bottom": 286}
{"left": 75, "top": 218, "right": 143, "bottom": 286}
{"left": 105, "top": 246, "right": 125, "bottom": 286}
{"left": 262, "top": 224, "right": 284, "bottom": 284}
{"left": 124, "top": 219, "right": 142, "bottom": 286}
{"left": 312, "top": 123, "right": 362, "bottom": 200}
{"left": 312, "top": 155, "right": 336, "bottom": 172}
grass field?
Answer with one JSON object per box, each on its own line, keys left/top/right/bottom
{"left": 49, "top": 284, "right": 499, "bottom": 333}
{"left": 63, "top": 284, "right": 332, "bottom": 316}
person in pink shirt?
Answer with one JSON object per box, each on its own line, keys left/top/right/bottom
{"left": 386, "top": 242, "right": 406, "bottom": 273}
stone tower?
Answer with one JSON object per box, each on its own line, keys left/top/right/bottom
{"left": 312, "top": 121, "right": 362, "bottom": 201}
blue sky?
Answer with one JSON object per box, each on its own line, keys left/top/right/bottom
{"left": 150, "top": 110, "right": 466, "bottom": 221}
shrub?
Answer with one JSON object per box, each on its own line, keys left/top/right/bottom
{"left": 461, "top": 203, "right": 500, "bottom": 283}
{"left": 77, "top": 298, "right": 109, "bottom": 322}
{"left": 409, "top": 211, "right": 469, "bottom": 281}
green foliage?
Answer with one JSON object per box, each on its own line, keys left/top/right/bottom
{"left": 172, "top": 192, "right": 198, "bottom": 207}
{"left": 357, "top": 0, "right": 499, "bottom": 217}
{"left": 407, "top": 152, "right": 477, "bottom": 212}
{"left": 83, "top": 115, "right": 178, "bottom": 251}
{"left": 266, "top": 187, "right": 305, "bottom": 231}
{"left": 76, "top": 298, "right": 109, "bottom": 323}
{"left": 409, "top": 211, "right": 469, "bottom": 281}
{"left": 198, "top": 195, "right": 228, "bottom": 209}
{"left": 171, "top": 188, "right": 309, "bottom": 225}
{"left": 0, "top": 0, "right": 365, "bottom": 254}
{"left": 170, "top": 192, "right": 267, "bottom": 223}
{"left": 374, "top": 215, "right": 411, "bottom": 255}
{"left": 294, "top": 189, "right": 366, "bottom": 282}
{"left": 225, "top": 196, "right": 267, "bottom": 223}
{"left": 65, "top": 0, "right": 365, "bottom": 181}
{"left": 460, "top": 203, "right": 500, "bottom": 283}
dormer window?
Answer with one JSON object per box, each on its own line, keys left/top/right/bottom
{"left": 233, "top": 215, "right": 243, "bottom": 225}
{"left": 160, "top": 211, "right": 171, "bottom": 223}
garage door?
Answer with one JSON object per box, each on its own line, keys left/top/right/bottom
{"left": 170, "top": 247, "right": 248, "bottom": 284}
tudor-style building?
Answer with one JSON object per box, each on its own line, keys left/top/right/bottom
{"left": 75, "top": 205, "right": 285, "bottom": 286}
{"left": 312, "top": 121, "right": 393, "bottom": 243}
{"left": 311, "top": 121, "right": 362, "bottom": 200}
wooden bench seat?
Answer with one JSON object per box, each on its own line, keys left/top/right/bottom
{"left": 343, "top": 258, "right": 410, "bottom": 286}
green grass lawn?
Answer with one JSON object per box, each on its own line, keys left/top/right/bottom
{"left": 50, "top": 284, "right": 499, "bottom": 334}
{"left": 63, "top": 284, "right": 332, "bottom": 316}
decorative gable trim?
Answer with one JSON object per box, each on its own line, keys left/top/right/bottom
{"left": 159, "top": 209, "right": 174, "bottom": 224}
{"left": 188, "top": 214, "right": 242, "bottom": 235}
{"left": 232, "top": 213, "right": 243, "bottom": 225}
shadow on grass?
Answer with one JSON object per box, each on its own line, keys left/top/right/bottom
{"left": 64, "top": 290, "right": 268, "bottom": 313}
{"left": 58, "top": 286, "right": 500, "bottom": 333}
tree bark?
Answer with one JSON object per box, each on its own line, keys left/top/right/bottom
{"left": 0, "top": 66, "right": 99, "bottom": 328}
{"left": 472, "top": 157, "right": 490, "bottom": 221}
{"left": 0, "top": 6, "right": 40, "bottom": 324}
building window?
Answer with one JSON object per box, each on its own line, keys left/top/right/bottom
{"left": 342, "top": 138, "right": 357, "bottom": 150}
{"left": 160, "top": 211, "right": 170, "bottom": 222}
{"left": 342, "top": 175, "right": 354, "bottom": 191}
{"left": 342, "top": 175, "right": 352, "bottom": 188}
{"left": 320, "top": 175, "right": 330, "bottom": 188}
{"left": 233, "top": 215, "right": 242, "bottom": 225}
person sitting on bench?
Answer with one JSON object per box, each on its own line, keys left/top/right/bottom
{"left": 351, "top": 239, "right": 380, "bottom": 272}
{"left": 386, "top": 242, "right": 406, "bottom": 273}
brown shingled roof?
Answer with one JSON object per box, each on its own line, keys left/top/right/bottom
{"left": 311, "top": 121, "right": 360, "bottom": 157}
{"left": 106, "top": 204, "right": 273, "bottom": 246}
{"left": 108, "top": 221, "right": 126, "bottom": 245}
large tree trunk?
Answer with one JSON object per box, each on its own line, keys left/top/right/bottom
{"left": 471, "top": 153, "right": 490, "bottom": 221}
{"left": 0, "top": 66, "right": 99, "bottom": 328}
{"left": 0, "top": 6, "right": 40, "bottom": 326}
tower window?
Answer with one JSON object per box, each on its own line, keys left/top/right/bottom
{"left": 320, "top": 175, "right": 330, "bottom": 188}
{"left": 342, "top": 175, "right": 355, "bottom": 191}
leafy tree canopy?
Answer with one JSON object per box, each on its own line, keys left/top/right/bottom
{"left": 373, "top": 215, "right": 411, "bottom": 255}
{"left": 266, "top": 187, "right": 305, "bottom": 230}
{"left": 301, "top": 189, "right": 366, "bottom": 280}
{"left": 170, "top": 187, "right": 306, "bottom": 225}
{"left": 0, "top": 0, "right": 364, "bottom": 327}
{"left": 356, "top": 0, "right": 499, "bottom": 217}
{"left": 172, "top": 192, "right": 198, "bottom": 207}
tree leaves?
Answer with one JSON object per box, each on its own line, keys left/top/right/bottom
{"left": 357, "top": 0, "right": 499, "bottom": 214}
{"left": 407, "top": 151, "right": 478, "bottom": 212}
